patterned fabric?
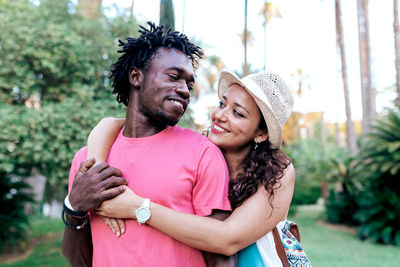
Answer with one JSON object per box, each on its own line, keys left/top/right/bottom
{"left": 280, "top": 221, "right": 312, "bottom": 266}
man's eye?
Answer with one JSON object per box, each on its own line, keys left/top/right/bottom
{"left": 168, "top": 74, "right": 178, "bottom": 80}
{"left": 188, "top": 84, "right": 194, "bottom": 91}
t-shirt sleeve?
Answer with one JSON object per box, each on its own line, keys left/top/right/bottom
{"left": 68, "top": 147, "right": 87, "bottom": 193}
{"left": 192, "top": 141, "right": 231, "bottom": 216}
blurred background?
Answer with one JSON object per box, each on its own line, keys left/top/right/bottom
{"left": 0, "top": 0, "right": 399, "bottom": 266}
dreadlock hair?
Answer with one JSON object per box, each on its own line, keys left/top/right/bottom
{"left": 228, "top": 120, "right": 292, "bottom": 210}
{"left": 110, "top": 22, "right": 204, "bottom": 106}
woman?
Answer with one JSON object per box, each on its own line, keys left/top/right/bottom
{"left": 87, "top": 70, "right": 308, "bottom": 266}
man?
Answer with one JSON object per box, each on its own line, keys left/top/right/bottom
{"left": 61, "top": 22, "right": 231, "bottom": 266}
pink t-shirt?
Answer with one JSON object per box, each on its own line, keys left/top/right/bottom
{"left": 68, "top": 126, "right": 231, "bottom": 267}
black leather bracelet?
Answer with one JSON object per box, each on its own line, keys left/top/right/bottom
{"left": 63, "top": 201, "right": 88, "bottom": 217}
{"left": 61, "top": 207, "right": 89, "bottom": 230}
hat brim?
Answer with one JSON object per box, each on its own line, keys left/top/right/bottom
{"left": 217, "top": 70, "right": 282, "bottom": 149}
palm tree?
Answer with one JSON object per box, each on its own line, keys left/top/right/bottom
{"left": 159, "top": 0, "right": 175, "bottom": 31}
{"left": 336, "top": 0, "right": 358, "bottom": 155}
{"left": 357, "top": 0, "right": 375, "bottom": 133}
{"left": 394, "top": 0, "right": 400, "bottom": 105}
{"left": 259, "top": 1, "right": 281, "bottom": 70}
{"left": 243, "top": 0, "right": 249, "bottom": 76}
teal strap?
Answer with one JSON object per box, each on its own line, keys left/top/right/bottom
{"left": 237, "top": 242, "right": 266, "bottom": 267}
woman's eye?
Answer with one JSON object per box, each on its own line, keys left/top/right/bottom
{"left": 187, "top": 83, "right": 194, "bottom": 91}
{"left": 218, "top": 101, "right": 225, "bottom": 108}
{"left": 233, "top": 110, "right": 244, "bottom": 117}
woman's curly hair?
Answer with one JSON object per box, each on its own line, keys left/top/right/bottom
{"left": 110, "top": 22, "right": 203, "bottom": 106}
{"left": 228, "top": 122, "right": 291, "bottom": 209}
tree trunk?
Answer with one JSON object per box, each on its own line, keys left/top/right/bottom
{"left": 394, "top": 0, "right": 400, "bottom": 105}
{"left": 335, "top": 121, "right": 340, "bottom": 147}
{"left": 159, "top": 0, "right": 175, "bottom": 31}
{"left": 357, "top": 0, "right": 375, "bottom": 133}
{"left": 263, "top": 0, "right": 267, "bottom": 71}
{"left": 77, "top": 0, "right": 102, "bottom": 19}
{"left": 243, "top": 0, "right": 249, "bottom": 77}
{"left": 336, "top": 0, "right": 358, "bottom": 155}
{"left": 131, "top": 0, "right": 134, "bottom": 18}
{"left": 321, "top": 112, "right": 327, "bottom": 146}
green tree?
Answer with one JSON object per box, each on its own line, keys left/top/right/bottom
{"left": 0, "top": 0, "right": 139, "bottom": 103}
{"left": 159, "top": 0, "right": 175, "bottom": 31}
{"left": 0, "top": 0, "right": 140, "bottom": 199}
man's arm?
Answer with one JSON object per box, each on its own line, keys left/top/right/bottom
{"left": 61, "top": 158, "right": 127, "bottom": 267}
{"left": 61, "top": 214, "right": 93, "bottom": 267}
{"left": 202, "top": 210, "right": 237, "bottom": 267}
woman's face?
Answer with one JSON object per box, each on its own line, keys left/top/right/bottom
{"left": 208, "top": 84, "right": 267, "bottom": 152}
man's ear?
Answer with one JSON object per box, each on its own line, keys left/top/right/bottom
{"left": 254, "top": 129, "right": 269, "bottom": 143}
{"left": 129, "top": 68, "right": 144, "bottom": 89}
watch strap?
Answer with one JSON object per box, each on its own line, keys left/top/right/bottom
{"left": 143, "top": 198, "right": 150, "bottom": 208}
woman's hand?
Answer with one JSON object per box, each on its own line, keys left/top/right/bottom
{"left": 96, "top": 187, "right": 143, "bottom": 219}
{"left": 100, "top": 216, "right": 125, "bottom": 237}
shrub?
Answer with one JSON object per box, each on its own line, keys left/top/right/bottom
{"left": 324, "top": 154, "right": 361, "bottom": 225}
{"left": 354, "top": 108, "right": 400, "bottom": 246}
{"left": 285, "top": 138, "right": 341, "bottom": 206}
{"left": 0, "top": 169, "right": 32, "bottom": 252}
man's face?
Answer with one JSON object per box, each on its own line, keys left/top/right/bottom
{"left": 138, "top": 47, "right": 195, "bottom": 126}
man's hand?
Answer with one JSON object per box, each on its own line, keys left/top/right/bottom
{"left": 69, "top": 158, "right": 127, "bottom": 212}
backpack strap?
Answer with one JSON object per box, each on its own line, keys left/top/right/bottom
{"left": 289, "top": 222, "right": 301, "bottom": 242}
{"left": 272, "top": 227, "right": 290, "bottom": 267}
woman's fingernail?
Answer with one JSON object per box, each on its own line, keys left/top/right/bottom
{"left": 121, "top": 228, "right": 125, "bottom": 234}
{"left": 116, "top": 232, "right": 120, "bottom": 237}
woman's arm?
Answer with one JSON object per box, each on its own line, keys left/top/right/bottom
{"left": 87, "top": 117, "right": 125, "bottom": 165}
{"left": 98, "top": 164, "right": 295, "bottom": 256}
{"left": 87, "top": 117, "right": 126, "bottom": 236}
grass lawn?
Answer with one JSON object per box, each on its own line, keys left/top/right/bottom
{"left": 291, "top": 208, "right": 400, "bottom": 266}
{"left": 1, "top": 209, "right": 399, "bottom": 266}
{"left": 0, "top": 216, "right": 68, "bottom": 267}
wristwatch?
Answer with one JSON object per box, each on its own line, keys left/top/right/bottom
{"left": 136, "top": 198, "right": 151, "bottom": 224}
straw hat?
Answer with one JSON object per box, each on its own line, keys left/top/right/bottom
{"left": 218, "top": 70, "right": 293, "bottom": 149}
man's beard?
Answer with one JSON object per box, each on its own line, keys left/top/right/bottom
{"left": 141, "top": 105, "right": 183, "bottom": 126}
{"left": 153, "top": 110, "right": 181, "bottom": 126}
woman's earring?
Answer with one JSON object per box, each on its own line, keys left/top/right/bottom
{"left": 254, "top": 141, "right": 260, "bottom": 150}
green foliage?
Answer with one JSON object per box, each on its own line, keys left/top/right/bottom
{"left": 159, "top": 0, "right": 175, "bottom": 31}
{"left": 324, "top": 154, "right": 361, "bottom": 225}
{"left": 0, "top": 0, "right": 140, "bottom": 201}
{"left": 0, "top": 97, "right": 125, "bottom": 201}
{"left": 0, "top": 0, "right": 139, "bottom": 103}
{"left": 0, "top": 169, "right": 32, "bottom": 252}
{"left": 354, "top": 108, "right": 400, "bottom": 246}
{"left": 285, "top": 138, "right": 344, "bottom": 206}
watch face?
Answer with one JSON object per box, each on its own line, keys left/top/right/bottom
{"left": 137, "top": 207, "right": 151, "bottom": 221}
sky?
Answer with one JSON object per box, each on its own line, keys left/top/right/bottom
{"left": 102, "top": 0, "right": 398, "bottom": 124}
